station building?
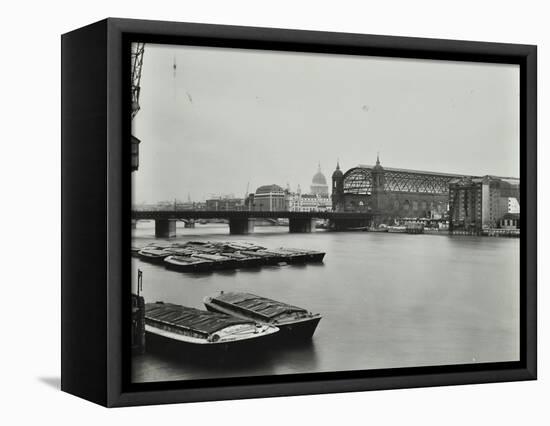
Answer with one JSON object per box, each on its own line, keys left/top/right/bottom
{"left": 331, "top": 156, "right": 520, "bottom": 231}
{"left": 331, "top": 156, "right": 452, "bottom": 220}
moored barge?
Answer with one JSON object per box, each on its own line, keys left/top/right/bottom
{"left": 254, "top": 249, "right": 290, "bottom": 264}
{"left": 224, "top": 241, "right": 266, "bottom": 251}
{"left": 136, "top": 241, "right": 326, "bottom": 271}
{"left": 276, "top": 248, "right": 325, "bottom": 263}
{"left": 138, "top": 247, "right": 172, "bottom": 264}
{"left": 145, "top": 302, "right": 279, "bottom": 351}
{"left": 204, "top": 292, "right": 322, "bottom": 340}
{"left": 387, "top": 225, "right": 407, "bottom": 233}
{"left": 219, "top": 251, "right": 263, "bottom": 268}
{"left": 164, "top": 255, "right": 213, "bottom": 273}
{"left": 240, "top": 250, "right": 279, "bottom": 265}
{"left": 190, "top": 252, "right": 237, "bottom": 270}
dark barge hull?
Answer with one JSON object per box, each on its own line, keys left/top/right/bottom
{"left": 210, "top": 260, "right": 238, "bottom": 270}
{"left": 164, "top": 259, "right": 213, "bottom": 273}
{"left": 219, "top": 254, "right": 263, "bottom": 269}
{"left": 275, "top": 316, "right": 322, "bottom": 340}
{"left": 240, "top": 250, "right": 279, "bottom": 265}
{"left": 273, "top": 252, "right": 308, "bottom": 264}
{"left": 281, "top": 249, "right": 325, "bottom": 263}
{"left": 144, "top": 302, "right": 279, "bottom": 358}
{"left": 191, "top": 256, "right": 237, "bottom": 270}
{"left": 144, "top": 327, "right": 278, "bottom": 357}
{"left": 255, "top": 251, "right": 289, "bottom": 264}
{"left": 232, "top": 259, "right": 261, "bottom": 269}
{"left": 205, "top": 304, "right": 321, "bottom": 340}
{"left": 137, "top": 253, "right": 169, "bottom": 264}
{"left": 306, "top": 252, "right": 325, "bottom": 262}
{"left": 204, "top": 301, "right": 322, "bottom": 341}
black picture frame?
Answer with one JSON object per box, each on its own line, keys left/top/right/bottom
{"left": 61, "top": 18, "right": 537, "bottom": 407}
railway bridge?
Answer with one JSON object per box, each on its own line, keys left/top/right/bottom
{"left": 131, "top": 210, "right": 375, "bottom": 237}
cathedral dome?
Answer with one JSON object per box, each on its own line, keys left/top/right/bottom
{"left": 311, "top": 163, "right": 329, "bottom": 197}
{"left": 312, "top": 170, "right": 327, "bottom": 185}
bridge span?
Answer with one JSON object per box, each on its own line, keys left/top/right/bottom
{"left": 131, "top": 210, "right": 374, "bottom": 237}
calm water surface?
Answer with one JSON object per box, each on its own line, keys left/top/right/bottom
{"left": 131, "top": 223, "right": 519, "bottom": 383}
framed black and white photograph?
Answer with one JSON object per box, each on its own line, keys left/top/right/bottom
{"left": 61, "top": 18, "right": 537, "bottom": 407}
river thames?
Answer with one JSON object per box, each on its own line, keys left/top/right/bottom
{"left": 131, "top": 222, "right": 519, "bottom": 383}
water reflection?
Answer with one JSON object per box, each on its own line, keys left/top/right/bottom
{"left": 131, "top": 223, "right": 519, "bottom": 383}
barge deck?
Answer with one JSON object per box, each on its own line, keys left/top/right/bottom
{"left": 204, "top": 292, "right": 322, "bottom": 340}
{"left": 144, "top": 302, "right": 279, "bottom": 352}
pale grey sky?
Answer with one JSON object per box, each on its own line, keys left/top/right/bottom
{"left": 132, "top": 43, "right": 519, "bottom": 203}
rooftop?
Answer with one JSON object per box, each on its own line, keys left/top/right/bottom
{"left": 255, "top": 184, "right": 284, "bottom": 194}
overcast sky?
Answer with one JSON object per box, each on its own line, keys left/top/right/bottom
{"left": 132, "top": 43, "right": 519, "bottom": 204}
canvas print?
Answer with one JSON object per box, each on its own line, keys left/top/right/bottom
{"left": 130, "top": 42, "right": 520, "bottom": 384}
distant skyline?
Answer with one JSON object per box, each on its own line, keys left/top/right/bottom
{"left": 132, "top": 44, "right": 519, "bottom": 203}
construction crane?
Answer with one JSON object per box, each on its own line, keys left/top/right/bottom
{"left": 131, "top": 43, "right": 145, "bottom": 171}
{"left": 131, "top": 43, "right": 145, "bottom": 119}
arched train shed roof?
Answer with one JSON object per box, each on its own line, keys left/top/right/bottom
{"left": 343, "top": 165, "right": 470, "bottom": 195}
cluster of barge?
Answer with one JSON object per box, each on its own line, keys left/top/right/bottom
{"left": 142, "top": 292, "right": 322, "bottom": 352}
{"left": 133, "top": 241, "right": 325, "bottom": 272}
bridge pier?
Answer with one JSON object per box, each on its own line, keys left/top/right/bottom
{"left": 229, "top": 218, "right": 255, "bottom": 235}
{"left": 184, "top": 219, "right": 195, "bottom": 228}
{"left": 289, "top": 218, "right": 316, "bottom": 233}
{"left": 131, "top": 219, "right": 137, "bottom": 229}
{"left": 155, "top": 219, "right": 177, "bottom": 238}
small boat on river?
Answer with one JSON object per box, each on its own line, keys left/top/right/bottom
{"left": 164, "top": 255, "right": 214, "bottom": 273}
{"left": 266, "top": 248, "right": 307, "bottom": 263}
{"left": 179, "top": 243, "right": 220, "bottom": 254}
{"left": 163, "top": 246, "right": 194, "bottom": 256}
{"left": 369, "top": 226, "right": 389, "bottom": 233}
{"left": 387, "top": 225, "right": 407, "bottom": 233}
{"left": 225, "top": 241, "right": 266, "bottom": 251}
{"left": 138, "top": 247, "right": 172, "bottom": 264}
{"left": 240, "top": 250, "right": 280, "bottom": 265}
{"left": 276, "top": 248, "right": 325, "bottom": 263}
{"left": 145, "top": 302, "right": 279, "bottom": 351}
{"left": 254, "top": 249, "right": 290, "bottom": 264}
{"left": 219, "top": 251, "right": 262, "bottom": 268}
{"left": 191, "top": 253, "right": 237, "bottom": 270}
{"left": 204, "top": 292, "right": 322, "bottom": 340}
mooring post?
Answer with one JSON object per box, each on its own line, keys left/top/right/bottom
{"left": 131, "top": 269, "right": 145, "bottom": 354}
